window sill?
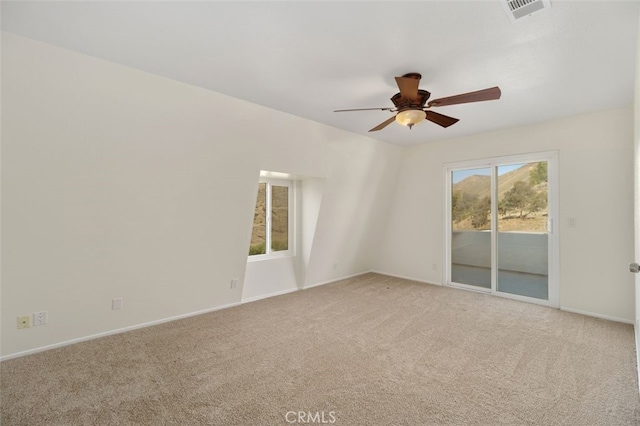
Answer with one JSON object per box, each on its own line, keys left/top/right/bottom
{"left": 247, "top": 252, "right": 295, "bottom": 263}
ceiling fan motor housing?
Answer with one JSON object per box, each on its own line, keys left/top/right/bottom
{"left": 391, "top": 89, "right": 431, "bottom": 111}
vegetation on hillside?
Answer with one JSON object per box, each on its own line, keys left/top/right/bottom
{"left": 452, "top": 162, "right": 548, "bottom": 232}
{"left": 249, "top": 183, "right": 289, "bottom": 255}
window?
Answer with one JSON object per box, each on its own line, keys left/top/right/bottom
{"left": 248, "top": 178, "right": 293, "bottom": 258}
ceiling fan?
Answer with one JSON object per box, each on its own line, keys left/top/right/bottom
{"left": 334, "top": 73, "right": 501, "bottom": 132}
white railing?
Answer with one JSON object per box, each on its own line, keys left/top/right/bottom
{"left": 452, "top": 231, "right": 547, "bottom": 275}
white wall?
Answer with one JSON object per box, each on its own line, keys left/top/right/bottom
{"left": 375, "top": 108, "right": 635, "bottom": 322}
{"left": 242, "top": 257, "right": 298, "bottom": 302}
{"left": 1, "top": 33, "right": 402, "bottom": 358}
{"left": 2, "top": 30, "right": 636, "bottom": 360}
{"left": 299, "top": 178, "right": 325, "bottom": 286}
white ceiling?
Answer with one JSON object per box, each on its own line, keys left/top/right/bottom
{"left": 2, "top": 1, "right": 639, "bottom": 146}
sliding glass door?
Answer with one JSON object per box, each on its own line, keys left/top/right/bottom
{"left": 450, "top": 167, "right": 492, "bottom": 289}
{"left": 496, "top": 162, "right": 549, "bottom": 300}
{"left": 446, "top": 153, "right": 558, "bottom": 306}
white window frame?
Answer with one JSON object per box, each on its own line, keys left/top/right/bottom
{"left": 248, "top": 177, "right": 295, "bottom": 261}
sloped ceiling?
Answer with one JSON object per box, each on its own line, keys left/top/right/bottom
{"left": 2, "top": 1, "right": 639, "bottom": 146}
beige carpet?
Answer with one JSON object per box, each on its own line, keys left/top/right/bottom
{"left": 2, "top": 273, "right": 639, "bottom": 425}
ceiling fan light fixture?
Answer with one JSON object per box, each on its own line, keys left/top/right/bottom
{"left": 395, "top": 109, "right": 426, "bottom": 129}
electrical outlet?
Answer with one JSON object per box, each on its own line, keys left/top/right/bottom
{"left": 33, "top": 311, "right": 48, "bottom": 326}
{"left": 230, "top": 278, "right": 238, "bottom": 289}
{"left": 17, "top": 316, "right": 31, "bottom": 329}
{"left": 112, "top": 298, "right": 123, "bottom": 310}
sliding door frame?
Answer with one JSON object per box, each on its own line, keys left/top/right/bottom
{"left": 443, "top": 151, "right": 559, "bottom": 308}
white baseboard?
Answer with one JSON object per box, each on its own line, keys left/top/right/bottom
{"left": 7, "top": 275, "right": 632, "bottom": 363}
{"left": 372, "top": 275, "right": 635, "bottom": 326}
{"left": 302, "top": 271, "right": 370, "bottom": 290}
{"left": 2, "top": 271, "right": 376, "bottom": 361}
{"left": 370, "top": 270, "right": 442, "bottom": 287}
{"left": 0, "top": 302, "right": 240, "bottom": 362}
{"left": 241, "top": 287, "right": 298, "bottom": 304}
{"left": 560, "top": 306, "right": 634, "bottom": 325}
{"left": 1, "top": 271, "right": 373, "bottom": 361}
{"left": 243, "top": 271, "right": 376, "bottom": 302}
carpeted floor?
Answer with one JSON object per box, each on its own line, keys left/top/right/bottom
{"left": 2, "top": 273, "right": 639, "bottom": 425}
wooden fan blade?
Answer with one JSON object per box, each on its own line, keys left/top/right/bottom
{"left": 428, "top": 86, "right": 501, "bottom": 107}
{"left": 425, "top": 110, "right": 459, "bottom": 128}
{"left": 395, "top": 76, "right": 420, "bottom": 101}
{"left": 369, "top": 116, "right": 397, "bottom": 132}
{"left": 334, "top": 107, "right": 395, "bottom": 112}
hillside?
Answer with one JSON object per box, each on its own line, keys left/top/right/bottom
{"left": 250, "top": 183, "right": 289, "bottom": 253}
{"left": 452, "top": 163, "right": 548, "bottom": 232}
{"left": 452, "top": 175, "right": 491, "bottom": 199}
{"left": 452, "top": 163, "right": 537, "bottom": 199}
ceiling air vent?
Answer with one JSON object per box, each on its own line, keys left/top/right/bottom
{"left": 500, "top": 0, "right": 551, "bottom": 22}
